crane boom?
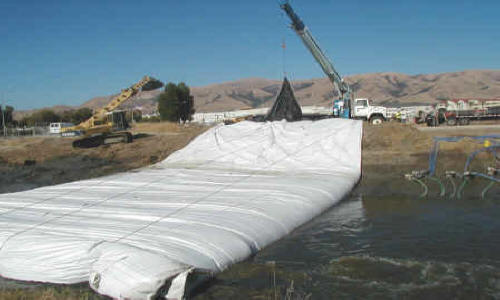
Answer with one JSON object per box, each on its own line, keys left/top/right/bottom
{"left": 79, "top": 76, "right": 158, "bottom": 129}
{"left": 280, "top": 2, "right": 351, "bottom": 117}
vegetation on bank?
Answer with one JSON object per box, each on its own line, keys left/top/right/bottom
{"left": 10, "top": 108, "right": 94, "bottom": 127}
{"left": 0, "top": 105, "right": 15, "bottom": 128}
{"left": 13, "top": 108, "right": 145, "bottom": 127}
{"left": 157, "top": 82, "right": 195, "bottom": 123}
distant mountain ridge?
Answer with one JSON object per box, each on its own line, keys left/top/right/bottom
{"left": 14, "top": 70, "right": 500, "bottom": 119}
{"left": 80, "top": 70, "right": 500, "bottom": 113}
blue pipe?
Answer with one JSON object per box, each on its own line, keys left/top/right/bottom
{"left": 428, "top": 135, "right": 500, "bottom": 176}
{"left": 464, "top": 145, "right": 500, "bottom": 173}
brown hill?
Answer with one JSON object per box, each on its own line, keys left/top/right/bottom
{"left": 13, "top": 105, "right": 75, "bottom": 121}
{"left": 186, "top": 70, "right": 500, "bottom": 112}
{"left": 15, "top": 70, "right": 500, "bottom": 119}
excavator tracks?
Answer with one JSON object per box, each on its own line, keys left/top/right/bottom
{"left": 72, "top": 132, "right": 133, "bottom": 148}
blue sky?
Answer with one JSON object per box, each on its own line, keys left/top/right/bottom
{"left": 1, "top": 0, "right": 499, "bottom": 110}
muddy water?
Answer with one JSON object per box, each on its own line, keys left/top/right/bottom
{"left": 196, "top": 176, "right": 500, "bottom": 299}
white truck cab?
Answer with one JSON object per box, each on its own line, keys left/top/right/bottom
{"left": 352, "top": 98, "right": 388, "bottom": 125}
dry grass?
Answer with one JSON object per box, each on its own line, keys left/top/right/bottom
{"left": 132, "top": 121, "right": 191, "bottom": 134}
{"left": 0, "top": 286, "right": 105, "bottom": 300}
{"left": 0, "top": 122, "right": 210, "bottom": 193}
{"left": 0, "top": 123, "right": 208, "bottom": 166}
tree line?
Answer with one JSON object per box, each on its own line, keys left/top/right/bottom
{"left": 17, "top": 108, "right": 145, "bottom": 127}
{"left": 157, "top": 82, "right": 195, "bottom": 123}
{"left": 19, "top": 108, "right": 94, "bottom": 126}
{"left": 2, "top": 81, "right": 196, "bottom": 127}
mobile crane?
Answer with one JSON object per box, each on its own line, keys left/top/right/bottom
{"left": 62, "top": 76, "right": 164, "bottom": 148}
{"left": 280, "top": 1, "right": 388, "bottom": 124}
{"left": 280, "top": 1, "right": 351, "bottom": 118}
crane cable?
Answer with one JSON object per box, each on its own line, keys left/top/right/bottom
{"left": 277, "top": 0, "right": 288, "bottom": 79}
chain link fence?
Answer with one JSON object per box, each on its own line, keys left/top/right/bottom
{"left": 0, "top": 124, "right": 51, "bottom": 138}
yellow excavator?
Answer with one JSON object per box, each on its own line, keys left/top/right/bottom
{"left": 62, "top": 75, "right": 164, "bottom": 148}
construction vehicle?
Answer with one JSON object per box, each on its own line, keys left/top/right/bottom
{"left": 426, "top": 98, "right": 500, "bottom": 127}
{"left": 280, "top": 1, "right": 388, "bottom": 124}
{"left": 62, "top": 76, "right": 164, "bottom": 148}
{"left": 351, "top": 98, "right": 388, "bottom": 124}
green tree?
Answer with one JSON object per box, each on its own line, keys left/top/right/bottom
{"left": 59, "top": 108, "right": 93, "bottom": 124}
{"left": 23, "top": 109, "right": 61, "bottom": 126}
{"left": 158, "top": 83, "right": 180, "bottom": 121}
{"left": 59, "top": 110, "right": 74, "bottom": 123}
{"left": 0, "top": 105, "right": 14, "bottom": 128}
{"left": 157, "top": 82, "right": 195, "bottom": 122}
{"left": 71, "top": 108, "right": 93, "bottom": 124}
{"left": 177, "top": 82, "right": 195, "bottom": 123}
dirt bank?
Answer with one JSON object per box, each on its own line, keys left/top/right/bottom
{"left": 361, "top": 122, "right": 498, "bottom": 197}
{"left": 0, "top": 122, "right": 497, "bottom": 194}
{"left": 0, "top": 122, "right": 208, "bottom": 194}
{"left": 363, "top": 122, "right": 498, "bottom": 171}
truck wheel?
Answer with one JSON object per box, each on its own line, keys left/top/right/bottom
{"left": 370, "top": 116, "right": 384, "bottom": 125}
{"left": 447, "top": 117, "right": 457, "bottom": 126}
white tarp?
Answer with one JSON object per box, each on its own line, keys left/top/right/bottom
{"left": 0, "top": 119, "right": 362, "bottom": 299}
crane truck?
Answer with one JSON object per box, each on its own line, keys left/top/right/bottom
{"left": 280, "top": 1, "right": 388, "bottom": 124}
{"left": 62, "top": 76, "right": 164, "bottom": 148}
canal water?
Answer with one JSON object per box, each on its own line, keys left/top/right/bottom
{"left": 195, "top": 176, "right": 500, "bottom": 299}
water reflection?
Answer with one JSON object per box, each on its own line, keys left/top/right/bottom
{"left": 197, "top": 180, "right": 500, "bottom": 299}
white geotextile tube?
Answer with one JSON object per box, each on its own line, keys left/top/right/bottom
{"left": 0, "top": 119, "right": 362, "bottom": 299}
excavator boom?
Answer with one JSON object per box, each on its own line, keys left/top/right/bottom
{"left": 63, "top": 76, "right": 164, "bottom": 147}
